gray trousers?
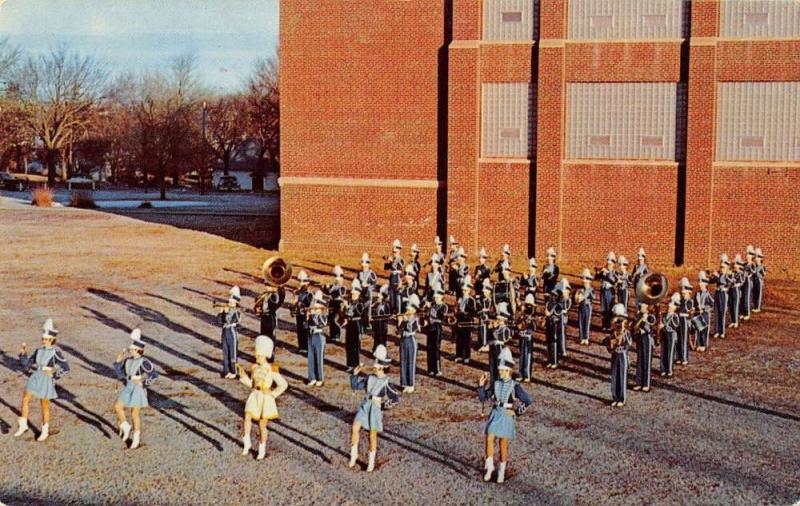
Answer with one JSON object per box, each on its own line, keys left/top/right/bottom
{"left": 635, "top": 333, "right": 652, "bottom": 388}
{"left": 307, "top": 333, "right": 325, "bottom": 382}
{"left": 660, "top": 333, "right": 676, "bottom": 375}
{"left": 222, "top": 329, "right": 238, "bottom": 376}
{"left": 729, "top": 287, "right": 741, "bottom": 324}
{"left": 519, "top": 335, "right": 533, "bottom": 380}
{"left": 697, "top": 312, "right": 711, "bottom": 348}
{"left": 714, "top": 291, "right": 728, "bottom": 335}
{"left": 400, "top": 334, "right": 417, "bottom": 387}
{"left": 677, "top": 316, "right": 690, "bottom": 363}
{"left": 610, "top": 352, "right": 628, "bottom": 403}
{"left": 579, "top": 304, "right": 592, "bottom": 342}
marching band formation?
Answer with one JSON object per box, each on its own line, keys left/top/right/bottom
{"left": 11, "top": 237, "right": 768, "bottom": 483}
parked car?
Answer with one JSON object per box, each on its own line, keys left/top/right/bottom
{"left": 217, "top": 175, "right": 241, "bottom": 191}
{"left": 66, "top": 176, "right": 95, "bottom": 190}
{"left": 0, "top": 172, "right": 28, "bottom": 191}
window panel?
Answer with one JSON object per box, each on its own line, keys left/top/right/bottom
{"left": 482, "top": 83, "right": 531, "bottom": 158}
{"left": 483, "top": 0, "right": 537, "bottom": 41}
{"left": 721, "top": 0, "right": 800, "bottom": 38}
{"left": 568, "top": 0, "right": 684, "bottom": 40}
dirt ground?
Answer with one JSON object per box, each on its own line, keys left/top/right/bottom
{"left": 1, "top": 200, "right": 798, "bottom": 505}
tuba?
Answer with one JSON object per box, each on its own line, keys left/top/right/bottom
{"left": 635, "top": 272, "right": 669, "bottom": 305}
{"left": 262, "top": 256, "right": 293, "bottom": 287}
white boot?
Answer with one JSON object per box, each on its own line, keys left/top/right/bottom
{"left": 256, "top": 442, "right": 266, "bottom": 460}
{"left": 348, "top": 445, "right": 359, "bottom": 468}
{"left": 483, "top": 457, "right": 494, "bottom": 482}
{"left": 14, "top": 417, "right": 28, "bottom": 437}
{"left": 130, "top": 431, "right": 141, "bottom": 449}
{"left": 36, "top": 423, "right": 49, "bottom": 442}
{"left": 367, "top": 450, "right": 377, "bottom": 472}
{"left": 120, "top": 421, "right": 132, "bottom": 441}
{"left": 497, "top": 462, "right": 507, "bottom": 483}
{"left": 241, "top": 435, "right": 251, "bottom": 456}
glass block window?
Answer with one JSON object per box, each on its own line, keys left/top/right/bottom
{"left": 483, "top": 0, "right": 538, "bottom": 41}
{"left": 482, "top": 83, "right": 531, "bottom": 158}
{"left": 721, "top": 0, "right": 800, "bottom": 38}
{"left": 568, "top": 0, "right": 684, "bottom": 40}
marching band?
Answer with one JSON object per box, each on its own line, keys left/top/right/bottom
{"left": 10, "top": 237, "right": 769, "bottom": 483}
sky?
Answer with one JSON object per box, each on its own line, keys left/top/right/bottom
{"left": 0, "top": 0, "right": 279, "bottom": 91}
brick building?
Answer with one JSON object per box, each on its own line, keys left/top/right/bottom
{"left": 280, "top": 0, "right": 799, "bottom": 271}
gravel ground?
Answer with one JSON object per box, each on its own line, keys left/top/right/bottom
{"left": 0, "top": 202, "right": 798, "bottom": 505}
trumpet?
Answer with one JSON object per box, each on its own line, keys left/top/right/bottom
{"left": 212, "top": 301, "right": 232, "bottom": 311}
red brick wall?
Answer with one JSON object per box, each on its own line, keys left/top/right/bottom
{"left": 565, "top": 42, "right": 682, "bottom": 82}
{"left": 716, "top": 40, "right": 800, "bottom": 82}
{"left": 477, "top": 161, "right": 530, "bottom": 258}
{"left": 560, "top": 162, "right": 678, "bottom": 264}
{"left": 480, "top": 44, "right": 534, "bottom": 82}
{"left": 453, "top": 0, "right": 481, "bottom": 40}
{"left": 691, "top": 0, "right": 719, "bottom": 38}
{"left": 709, "top": 166, "right": 800, "bottom": 271}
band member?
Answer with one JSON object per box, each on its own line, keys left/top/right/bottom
{"left": 431, "top": 236, "right": 446, "bottom": 273}
{"left": 752, "top": 247, "right": 766, "bottom": 312}
{"left": 694, "top": 271, "right": 714, "bottom": 352}
{"left": 659, "top": 293, "right": 680, "bottom": 377}
{"left": 477, "top": 279, "right": 494, "bottom": 353}
{"left": 218, "top": 286, "right": 242, "bottom": 379}
{"left": 632, "top": 303, "right": 654, "bottom": 392}
{"left": 349, "top": 345, "right": 400, "bottom": 473}
{"left": 372, "top": 285, "right": 391, "bottom": 351}
{"left": 113, "top": 329, "right": 158, "bottom": 449}
{"left": 398, "top": 294, "right": 422, "bottom": 393}
{"left": 426, "top": 289, "right": 449, "bottom": 376}
{"left": 455, "top": 276, "right": 477, "bottom": 363}
{"left": 632, "top": 247, "right": 649, "bottom": 306}
{"left": 399, "top": 264, "right": 418, "bottom": 313}
{"left": 677, "top": 277, "right": 694, "bottom": 366}
{"left": 542, "top": 246, "right": 560, "bottom": 295}
{"left": 474, "top": 248, "right": 491, "bottom": 290}
{"left": 493, "top": 244, "right": 512, "bottom": 277}
{"left": 307, "top": 291, "right": 328, "bottom": 386}
{"left": 447, "top": 236, "right": 460, "bottom": 294}
{"left": 519, "top": 257, "right": 539, "bottom": 303}
{"left": 358, "top": 253, "right": 378, "bottom": 330}
{"left": 425, "top": 253, "right": 445, "bottom": 303}
{"left": 479, "top": 347, "right": 532, "bottom": 484}
{"left": 14, "top": 318, "right": 70, "bottom": 441}
{"left": 236, "top": 335, "right": 288, "bottom": 460}
{"left": 256, "top": 284, "right": 285, "bottom": 341}
{"left": 324, "top": 266, "right": 347, "bottom": 342}
{"left": 710, "top": 254, "right": 732, "bottom": 338}
{"left": 729, "top": 254, "right": 745, "bottom": 329}
{"left": 554, "top": 279, "right": 572, "bottom": 357}
{"left": 517, "top": 294, "right": 536, "bottom": 382}
{"left": 596, "top": 252, "right": 618, "bottom": 331}
{"left": 576, "top": 268, "right": 595, "bottom": 345}
{"left": 493, "top": 261, "right": 514, "bottom": 316}
{"left": 488, "top": 303, "right": 512, "bottom": 385}
{"left": 384, "top": 239, "right": 404, "bottom": 313}
{"left": 409, "top": 243, "right": 422, "bottom": 290}
{"left": 741, "top": 245, "right": 756, "bottom": 320}
{"left": 344, "top": 279, "right": 365, "bottom": 371}
{"left": 455, "top": 247, "right": 470, "bottom": 291}
{"left": 544, "top": 294, "right": 559, "bottom": 369}
{"left": 617, "top": 256, "right": 631, "bottom": 310}
{"left": 606, "top": 304, "right": 631, "bottom": 407}
{"left": 293, "top": 271, "right": 313, "bottom": 352}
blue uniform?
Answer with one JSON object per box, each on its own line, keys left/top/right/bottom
{"left": 617, "top": 272, "right": 631, "bottom": 311}
{"left": 425, "top": 270, "right": 444, "bottom": 303}
{"left": 455, "top": 295, "right": 476, "bottom": 361}
{"left": 542, "top": 264, "right": 560, "bottom": 295}
{"left": 741, "top": 262, "right": 755, "bottom": 318}
{"left": 677, "top": 297, "right": 694, "bottom": 363}
{"left": 517, "top": 316, "right": 536, "bottom": 381}
{"left": 729, "top": 270, "right": 745, "bottom": 326}
{"left": 115, "top": 356, "right": 157, "bottom": 408}
{"left": 323, "top": 282, "right": 346, "bottom": 342}
{"left": 259, "top": 289, "right": 284, "bottom": 340}
{"left": 488, "top": 326, "right": 511, "bottom": 385}
{"left": 520, "top": 273, "right": 539, "bottom": 301}
{"left": 478, "top": 379, "right": 532, "bottom": 440}
{"left": 609, "top": 330, "right": 632, "bottom": 403}
{"left": 385, "top": 256, "right": 404, "bottom": 313}
{"left": 473, "top": 263, "right": 491, "bottom": 292}
{"left": 357, "top": 270, "right": 378, "bottom": 328}
{"left": 426, "top": 302, "right": 448, "bottom": 375}
{"left": 398, "top": 316, "right": 420, "bottom": 388}
{"left": 308, "top": 312, "right": 327, "bottom": 382}
{"left": 753, "top": 264, "right": 766, "bottom": 311}
{"left": 694, "top": 289, "right": 714, "bottom": 348}
{"left": 597, "top": 269, "right": 618, "bottom": 330}
{"left": 218, "top": 308, "right": 241, "bottom": 376}
{"left": 372, "top": 301, "right": 390, "bottom": 351}
{"left": 555, "top": 298, "right": 571, "bottom": 356}
{"left": 578, "top": 286, "right": 594, "bottom": 343}
{"left": 633, "top": 314, "right": 654, "bottom": 389}
{"left": 351, "top": 374, "right": 400, "bottom": 433}
{"left": 19, "top": 347, "right": 69, "bottom": 400}
{"left": 475, "top": 296, "right": 492, "bottom": 350}
{"left": 344, "top": 302, "right": 364, "bottom": 369}
{"left": 631, "top": 263, "right": 650, "bottom": 305}
{"left": 660, "top": 313, "right": 679, "bottom": 375}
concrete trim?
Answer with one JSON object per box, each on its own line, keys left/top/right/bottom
{"left": 478, "top": 40, "right": 536, "bottom": 46}
{"left": 539, "top": 39, "right": 565, "bottom": 48}
{"left": 450, "top": 40, "right": 481, "bottom": 49}
{"left": 716, "top": 37, "right": 800, "bottom": 43}
{"left": 279, "top": 176, "right": 444, "bottom": 189}
{"left": 565, "top": 38, "right": 684, "bottom": 44}
{"left": 713, "top": 161, "right": 800, "bottom": 169}
{"left": 563, "top": 159, "right": 679, "bottom": 168}
{"left": 690, "top": 37, "right": 718, "bottom": 47}
{"left": 478, "top": 158, "right": 532, "bottom": 165}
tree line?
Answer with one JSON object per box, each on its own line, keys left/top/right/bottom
{"left": 0, "top": 38, "right": 279, "bottom": 198}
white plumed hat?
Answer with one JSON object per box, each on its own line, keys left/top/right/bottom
{"left": 255, "top": 335, "right": 274, "bottom": 359}
{"left": 229, "top": 285, "right": 241, "bottom": 302}
{"left": 129, "top": 328, "right": 145, "bottom": 350}
{"left": 42, "top": 318, "right": 59, "bottom": 339}
{"left": 333, "top": 265, "right": 344, "bottom": 277}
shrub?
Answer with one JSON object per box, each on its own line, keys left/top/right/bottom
{"left": 138, "top": 201, "right": 153, "bottom": 209}
{"left": 70, "top": 190, "right": 97, "bottom": 209}
{"left": 31, "top": 187, "right": 54, "bottom": 207}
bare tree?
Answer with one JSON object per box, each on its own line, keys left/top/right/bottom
{"left": 0, "top": 37, "right": 21, "bottom": 83}
{"left": 204, "top": 94, "right": 247, "bottom": 176}
{"left": 15, "top": 46, "right": 108, "bottom": 186}
{"left": 244, "top": 52, "right": 280, "bottom": 185}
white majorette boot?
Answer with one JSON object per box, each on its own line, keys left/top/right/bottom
{"left": 256, "top": 442, "right": 266, "bottom": 460}
{"left": 120, "top": 421, "right": 132, "bottom": 441}
{"left": 242, "top": 435, "right": 252, "bottom": 456}
{"left": 497, "top": 462, "right": 507, "bottom": 483}
{"left": 130, "top": 431, "right": 141, "bottom": 449}
{"left": 367, "top": 451, "right": 376, "bottom": 472}
{"left": 37, "top": 424, "right": 49, "bottom": 442}
{"left": 14, "top": 417, "right": 28, "bottom": 437}
{"left": 483, "top": 457, "right": 494, "bottom": 482}
{"left": 349, "top": 445, "right": 359, "bottom": 468}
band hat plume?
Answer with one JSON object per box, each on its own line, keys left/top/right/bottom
{"left": 479, "top": 247, "right": 488, "bottom": 259}
{"left": 495, "top": 302, "right": 511, "bottom": 320}
{"left": 524, "top": 293, "right": 535, "bottom": 305}
{"left": 546, "top": 246, "right": 557, "bottom": 258}
{"left": 378, "top": 284, "right": 389, "bottom": 298}
{"left": 669, "top": 292, "right": 680, "bottom": 307}
{"left": 618, "top": 255, "right": 629, "bottom": 266}
{"left": 255, "top": 335, "right": 274, "bottom": 359}
{"left": 411, "top": 243, "right": 420, "bottom": 254}
{"left": 502, "top": 243, "right": 511, "bottom": 256}
{"left": 612, "top": 303, "right": 627, "bottom": 318}
{"left": 720, "top": 253, "right": 730, "bottom": 266}
{"left": 229, "top": 285, "right": 241, "bottom": 302}
{"left": 528, "top": 257, "right": 537, "bottom": 268}
{"left": 680, "top": 277, "right": 693, "bottom": 290}
{"left": 312, "top": 290, "right": 327, "bottom": 307}
{"left": 735, "top": 253, "right": 745, "bottom": 266}
{"left": 407, "top": 293, "right": 421, "bottom": 311}
{"left": 482, "top": 278, "right": 492, "bottom": 291}
{"left": 297, "top": 270, "right": 309, "bottom": 282}
{"left": 42, "top": 318, "right": 59, "bottom": 339}
{"left": 449, "top": 235, "right": 458, "bottom": 245}
{"left": 404, "top": 264, "right": 415, "bottom": 275}
{"left": 638, "top": 247, "right": 646, "bottom": 259}
{"left": 755, "top": 247, "right": 764, "bottom": 258}
{"left": 746, "top": 244, "right": 755, "bottom": 256}
{"left": 698, "top": 270, "right": 710, "bottom": 283}
{"left": 606, "top": 251, "right": 617, "bottom": 263}
{"left": 361, "top": 252, "right": 370, "bottom": 265}
{"left": 392, "top": 239, "right": 402, "bottom": 250}
{"left": 373, "top": 344, "right": 391, "bottom": 367}
{"left": 461, "top": 274, "right": 473, "bottom": 289}
{"left": 129, "top": 328, "right": 145, "bottom": 350}
{"left": 351, "top": 278, "right": 362, "bottom": 293}
{"left": 582, "top": 267, "right": 593, "bottom": 280}
{"left": 457, "top": 246, "right": 466, "bottom": 258}
{"left": 430, "top": 253, "right": 440, "bottom": 264}
{"left": 333, "top": 265, "right": 344, "bottom": 277}
{"left": 498, "top": 347, "right": 515, "bottom": 369}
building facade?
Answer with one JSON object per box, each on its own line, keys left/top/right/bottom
{"left": 280, "top": 0, "right": 799, "bottom": 270}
